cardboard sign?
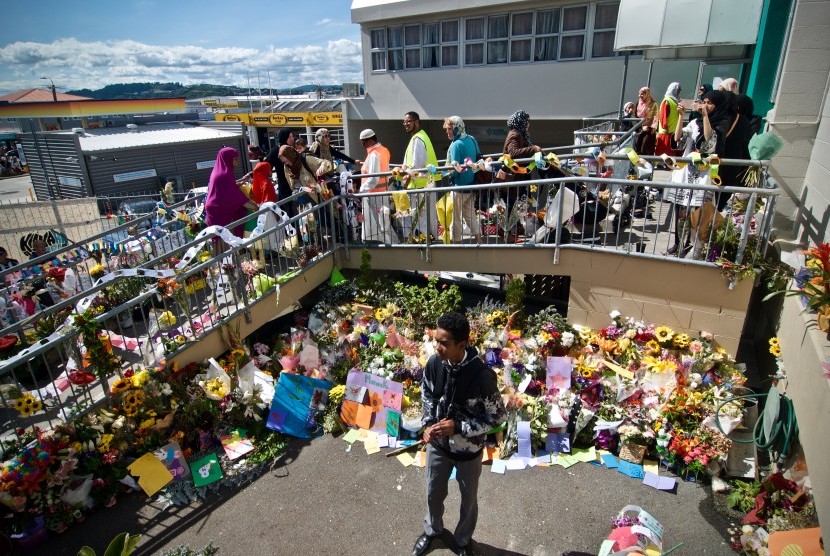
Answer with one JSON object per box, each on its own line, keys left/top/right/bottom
{"left": 267, "top": 372, "right": 332, "bottom": 438}
{"left": 153, "top": 441, "right": 190, "bottom": 482}
{"left": 340, "top": 370, "right": 404, "bottom": 436}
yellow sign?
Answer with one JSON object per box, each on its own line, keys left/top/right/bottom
{"left": 203, "top": 99, "right": 239, "bottom": 108}
{"left": 215, "top": 111, "right": 343, "bottom": 127}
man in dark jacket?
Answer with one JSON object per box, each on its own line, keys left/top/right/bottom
{"left": 413, "top": 312, "right": 506, "bottom": 556}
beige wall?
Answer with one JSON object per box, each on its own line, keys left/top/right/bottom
{"left": 340, "top": 246, "right": 753, "bottom": 354}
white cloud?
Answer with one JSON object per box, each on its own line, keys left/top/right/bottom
{"left": 317, "top": 18, "right": 347, "bottom": 27}
{"left": 0, "top": 37, "right": 363, "bottom": 93}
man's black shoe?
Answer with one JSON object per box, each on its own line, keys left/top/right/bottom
{"left": 412, "top": 533, "right": 434, "bottom": 556}
{"left": 456, "top": 545, "right": 470, "bottom": 556}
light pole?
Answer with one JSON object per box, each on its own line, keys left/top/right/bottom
{"left": 40, "top": 76, "right": 57, "bottom": 101}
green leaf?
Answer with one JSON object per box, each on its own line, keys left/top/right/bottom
{"left": 78, "top": 547, "right": 97, "bottom": 556}
{"left": 101, "top": 532, "right": 141, "bottom": 556}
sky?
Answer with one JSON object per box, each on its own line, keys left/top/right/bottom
{"left": 0, "top": 0, "right": 364, "bottom": 95}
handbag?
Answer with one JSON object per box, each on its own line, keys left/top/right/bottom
{"left": 495, "top": 168, "right": 518, "bottom": 183}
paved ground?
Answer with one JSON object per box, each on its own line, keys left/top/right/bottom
{"left": 30, "top": 434, "right": 736, "bottom": 556}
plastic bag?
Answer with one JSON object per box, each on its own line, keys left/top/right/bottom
{"left": 203, "top": 358, "right": 232, "bottom": 400}
{"left": 61, "top": 474, "right": 94, "bottom": 509}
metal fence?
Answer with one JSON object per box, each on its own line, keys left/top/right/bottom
{"left": 0, "top": 141, "right": 780, "bottom": 452}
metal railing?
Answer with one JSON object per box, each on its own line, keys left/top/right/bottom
{"left": 0, "top": 145, "right": 780, "bottom": 452}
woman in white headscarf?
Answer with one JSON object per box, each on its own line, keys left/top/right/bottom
{"left": 656, "top": 82, "right": 682, "bottom": 157}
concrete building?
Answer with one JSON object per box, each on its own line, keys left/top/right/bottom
{"left": 345, "top": 0, "right": 753, "bottom": 160}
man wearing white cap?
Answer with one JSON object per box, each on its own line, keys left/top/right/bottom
{"left": 359, "top": 130, "right": 397, "bottom": 244}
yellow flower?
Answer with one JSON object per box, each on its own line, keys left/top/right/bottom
{"left": 578, "top": 365, "right": 594, "bottom": 378}
{"left": 673, "top": 333, "right": 691, "bottom": 349}
{"left": 139, "top": 417, "right": 157, "bottom": 429}
{"left": 14, "top": 394, "right": 42, "bottom": 417}
{"left": 71, "top": 441, "right": 83, "bottom": 453}
{"left": 130, "top": 370, "right": 150, "bottom": 388}
{"left": 123, "top": 390, "right": 145, "bottom": 408}
{"left": 124, "top": 405, "right": 139, "bottom": 417}
{"left": 654, "top": 326, "right": 674, "bottom": 343}
{"left": 89, "top": 264, "right": 106, "bottom": 279}
{"left": 769, "top": 343, "right": 781, "bottom": 358}
{"left": 98, "top": 433, "right": 114, "bottom": 453}
{"left": 111, "top": 378, "right": 132, "bottom": 394}
{"left": 158, "top": 311, "right": 177, "bottom": 327}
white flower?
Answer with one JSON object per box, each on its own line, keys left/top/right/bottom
{"left": 741, "top": 525, "right": 754, "bottom": 534}
{"left": 561, "top": 331, "right": 575, "bottom": 347}
{"left": 610, "top": 310, "right": 621, "bottom": 319}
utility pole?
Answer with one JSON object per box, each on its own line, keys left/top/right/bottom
{"left": 40, "top": 76, "right": 57, "bottom": 101}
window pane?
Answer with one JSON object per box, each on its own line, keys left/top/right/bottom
{"left": 511, "top": 12, "right": 533, "bottom": 36}
{"left": 487, "top": 40, "right": 508, "bottom": 64}
{"left": 442, "top": 45, "right": 459, "bottom": 66}
{"left": 537, "top": 9, "right": 560, "bottom": 34}
{"left": 560, "top": 35, "right": 585, "bottom": 58}
{"left": 371, "top": 52, "right": 386, "bottom": 70}
{"left": 387, "top": 27, "right": 403, "bottom": 48}
{"left": 465, "top": 43, "right": 484, "bottom": 64}
{"left": 442, "top": 20, "right": 458, "bottom": 42}
{"left": 535, "top": 36, "right": 559, "bottom": 61}
{"left": 510, "top": 39, "right": 531, "bottom": 62}
{"left": 562, "top": 6, "right": 587, "bottom": 31}
{"left": 595, "top": 3, "right": 619, "bottom": 29}
{"left": 423, "top": 46, "right": 439, "bottom": 68}
{"left": 466, "top": 18, "right": 485, "bottom": 40}
{"left": 592, "top": 31, "right": 616, "bottom": 57}
{"left": 371, "top": 29, "right": 386, "bottom": 49}
{"left": 488, "top": 15, "right": 509, "bottom": 39}
{"left": 405, "top": 48, "right": 421, "bottom": 68}
{"left": 388, "top": 49, "right": 404, "bottom": 70}
{"left": 405, "top": 25, "right": 420, "bottom": 46}
{"left": 423, "top": 23, "right": 439, "bottom": 45}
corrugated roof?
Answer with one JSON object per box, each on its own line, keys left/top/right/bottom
{"left": 71, "top": 125, "right": 242, "bottom": 152}
{"left": 0, "top": 89, "right": 92, "bottom": 103}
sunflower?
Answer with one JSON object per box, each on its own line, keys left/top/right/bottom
{"left": 654, "top": 326, "right": 674, "bottom": 343}
{"left": 123, "top": 405, "right": 139, "bottom": 417}
{"left": 769, "top": 340, "right": 781, "bottom": 357}
{"left": 646, "top": 339, "right": 661, "bottom": 355}
{"left": 673, "top": 333, "right": 691, "bottom": 349}
{"left": 123, "top": 390, "right": 145, "bottom": 408}
{"left": 14, "top": 394, "right": 41, "bottom": 417}
{"left": 111, "top": 378, "right": 132, "bottom": 394}
{"left": 578, "top": 365, "right": 595, "bottom": 378}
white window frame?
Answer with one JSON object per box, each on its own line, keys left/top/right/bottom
{"left": 464, "top": 16, "right": 486, "bottom": 66}
{"left": 534, "top": 7, "right": 561, "bottom": 62}
{"left": 369, "top": 28, "right": 387, "bottom": 72}
{"left": 440, "top": 19, "right": 460, "bottom": 68}
{"left": 509, "top": 11, "right": 535, "bottom": 63}
{"left": 422, "top": 22, "right": 440, "bottom": 69}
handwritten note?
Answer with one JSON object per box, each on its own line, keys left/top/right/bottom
{"left": 396, "top": 452, "right": 415, "bottom": 467}
{"left": 546, "top": 356, "right": 572, "bottom": 390}
{"left": 491, "top": 459, "right": 507, "bottom": 474}
{"left": 517, "top": 421, "right": 533, "bottom": 458}
{"left": 342, "top": 429, "right": 360, "bottom": 444}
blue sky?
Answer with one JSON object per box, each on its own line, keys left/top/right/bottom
{"left": 0, "top": 0, "right": 363, "bottom": 94}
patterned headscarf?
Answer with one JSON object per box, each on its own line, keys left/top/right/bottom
{"left": 507, "top": 110, "right": 532, "bottom": 143}
{"left": 310, "top": 128, "right": 332, "bottom": 163}
{"left": 445, "top": 115, "right": 467, "bottom": 140}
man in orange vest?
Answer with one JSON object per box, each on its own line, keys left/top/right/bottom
{"left": 359, "top": 129, "right": 397, "bottom": 244}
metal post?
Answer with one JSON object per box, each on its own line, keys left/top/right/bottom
{"left": 646, "top": 60, "right": 654, "bottom": 89}
{"left": 618, "top": 53, "right": 630, "bottom": 119}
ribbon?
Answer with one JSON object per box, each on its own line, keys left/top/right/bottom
{"left": 708, "top": 155, "right": 722, "bottom": 186}
{"left": 623, "top": 148, "right": 640, "bottom": 166}
{"left": 660, "top": 153, "right": 678, "bottom": 170}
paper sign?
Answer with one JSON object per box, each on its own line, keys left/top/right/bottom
{"left": 571, "top": 447, "right": 597, "bottom": 463}
{"left": 548, "top": 404, "right": 567, "bottom": 428}
{"left": 535, "top": 451, "right": 552, "bottom": 464}
{"left": 342, "top": 429, "right": 360, "bottom": 444}
{"left": 355, "top": 403, "right": 373, "bottom": 429}
{"left": 643, "top": 460, "right": 659, "bottom": 475}
{"left": 128, "top": 452, "right": 174, "bottom": 496}
{"left": 413, "top": 450, "right": 427, "bottom": 467}
{"left": 602, "top": 358, "right": 635, "bottom": 379}
{"left": 602, "top": 454, "right": 619, "bottom": 468}
{"left": 517, "top": 421, "right": 533, "bottom": 458}
{"left": 189, "top": 452, "right": 223, "bottom": 487}
{"left": 556, "top": 455, "right": 578, "bottom": 468}
{"left": 386, "top": 410, "right": 400, "bottom": 437}
{"left": 364, "top": 438, "right": 380, "bottom": 455}
{"left": 154, "top": 441, "right": 189, "bottom": 482}
{"left": 491, "top": 459, "right": 507, "bottom": 474}
{"left": 341, "top": 400, "right": 359, "bottom": 426}
{"left": 382, "top": 389, "right": 401, "bottom": 409}
{"left": 342, "top": 370, "right": 404, "bottom": 435}
{"left": 506, "top": 458, "right": 527, "bottom": 471}
{"left": 219, "top": 430, "right": 254, "bottom": 460}
{"left": 546, "top": 432, "right": 570, "bottom": 453}
{"left": 768, "top": 527, "right": 824, "bottom": 555}
{"left": 376, "top": 433, "right": 389, "bottom": 448}
{"left": 546, "top": 356, "right": 572, "bottom": 391}
{"left": 267, "top": 373, "right": 332, "bottom": 438}
{"left": 644, "top": 472, "right": 676, "bottom": 491}
{"left": 482, "top": 446, "right": 498, "bottom": 462}
{"left": 617, "top": 460, "right": 645, "bottom": 479}
{"left": 396, "top": 452, "right": 415, "bottom": 466}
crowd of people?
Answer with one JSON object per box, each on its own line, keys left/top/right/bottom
{"left": 0, "top": 146, "right": 25, "bottom": 177}
{"left": 631, "top": 77, "right": 761, "bottom": 257}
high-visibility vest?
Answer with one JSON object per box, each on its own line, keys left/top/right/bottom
{"left": 658, "top": 97, "right": 679, "bottom": 134}
{"left": 362, "top": 143, "right": 390, "bottom": 191}
{"left": 403, "top": 129, "right": 438, "bottom": 189}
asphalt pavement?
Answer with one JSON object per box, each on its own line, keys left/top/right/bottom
{"left": 29, "top": 434, "right": 736, "bottom": 556}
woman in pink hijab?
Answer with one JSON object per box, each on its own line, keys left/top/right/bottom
{"left": 634, "top": 87, "right": 658, "bottom": 155}
{"left": 205, "top": 147, "right": 258, "bottom": 238}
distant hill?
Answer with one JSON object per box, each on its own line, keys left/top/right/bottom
{"left": 67, "top": 82, "right": 344, "bottom": 100}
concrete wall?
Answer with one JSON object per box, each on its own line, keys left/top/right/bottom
{"left": 339, "top": 246, "right": 753, "bottom": 354}
{"left": 767, "top": 0, "right": 830, "bottom": 533}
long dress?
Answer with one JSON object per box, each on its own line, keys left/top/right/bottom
{"left": 205, "top": 147, "right": 249, "bottom": 238}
